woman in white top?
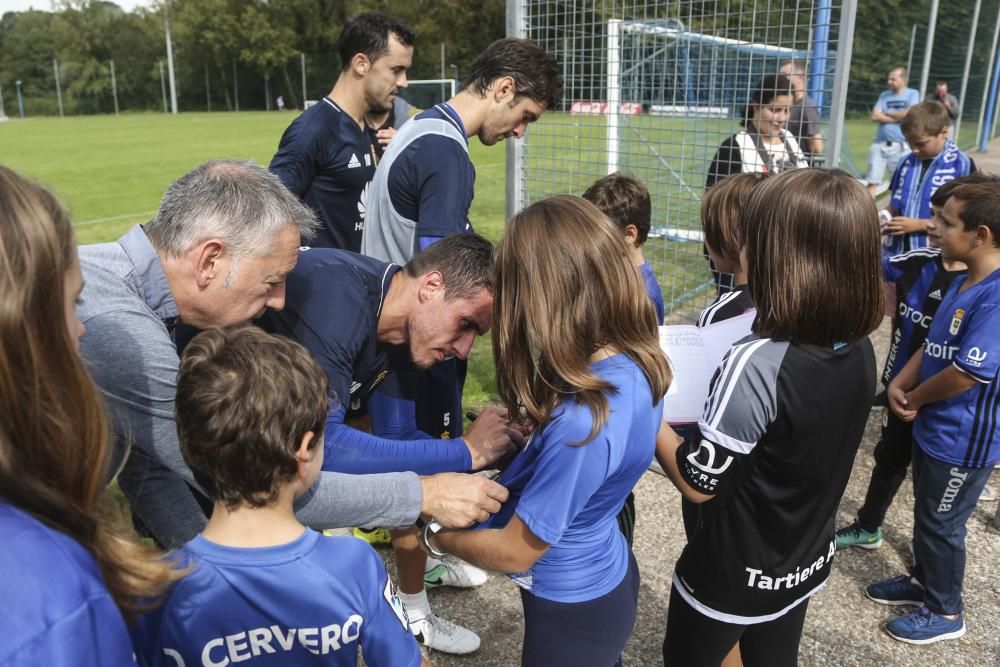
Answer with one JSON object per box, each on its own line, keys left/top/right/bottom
{"left": 706, "top": 74, "right": 809, "bottom": 189}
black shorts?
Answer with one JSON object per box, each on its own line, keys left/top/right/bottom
{"left": 662, "top": 585, "right": 810, "bottom": 667}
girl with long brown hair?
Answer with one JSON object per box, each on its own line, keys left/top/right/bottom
{"left": 425, "top": 195, "right": 671, "bottom": 666}
{"left": 658, "top": 169, "right": 884, "bottom": 666}
{"left": 0, "top": 167, "right": 182, "bottom": 664}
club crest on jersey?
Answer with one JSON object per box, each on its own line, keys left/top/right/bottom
{"left": 949, "top": 308, "right": 965, "bottom": 335}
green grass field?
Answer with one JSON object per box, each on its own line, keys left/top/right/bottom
{"left": 0, "top": 110, "right": 885, "bottom": 408}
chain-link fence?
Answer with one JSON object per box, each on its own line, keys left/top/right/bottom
{"left": 507, "top": 0, "right": 856, "bottom": 323}
{"left": 507, "top": 0, "right": 1000, "bottom": 322}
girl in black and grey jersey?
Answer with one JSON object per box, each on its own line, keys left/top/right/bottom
{"left": 657, "top": 169, "right": 885, "bottom": 667}
{"left": 681, "top": 173, "right": 771, "bottom": 546}
{"left": 698, "top": 173, "right": 770, "bottom": 329}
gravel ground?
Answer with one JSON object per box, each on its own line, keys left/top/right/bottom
{"left": 376, "top": 317, "right": 999, "bottom": 666}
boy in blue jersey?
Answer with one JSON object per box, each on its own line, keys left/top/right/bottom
{"left": 880, "top": 101, "right": 975, "bottom": 258}
{"left": 581, "top": 172, "right": 663, "bottom": 548}
{"left": 270, "top": 13, "right": 413, "bottom": 251}
{"left": 582, "top": 172, "right": 665, "bottom": 324}
{"left": 867, "top": 180, "right": 1000, "bottom": 644}
{"left": 837, "top": 174, "right": 999, "bottom": 551}
{"left": 135, "top": 327, "right": 425, "bottom": 667}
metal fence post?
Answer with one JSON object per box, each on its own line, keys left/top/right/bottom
{"left": 826, "top": 0, "right": 858, "bottom": 169}
{"left": 53, "top": 59, "right": 63, "bottom": 117}
{"left": 505, "top": 0, "right": 526, "bottom": 221}
{"left": 955, "top": 0, "right": 982, "bottom": 144}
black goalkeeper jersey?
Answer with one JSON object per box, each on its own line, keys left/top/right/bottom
{"left": 674, "top": 335, "right": 875, "bottom": 622}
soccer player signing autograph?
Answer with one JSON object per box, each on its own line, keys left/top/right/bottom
{"left": 421, "top": 196, "right": 670, "bottom": 667}
{"left": 657, "top": 169, "right": 885, "bottom": 667}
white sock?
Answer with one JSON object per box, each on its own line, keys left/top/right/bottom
{"left": 397, "top": 589, "right": 431, "bottom": 621}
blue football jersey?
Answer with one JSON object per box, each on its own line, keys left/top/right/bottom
{"left": 134, "top": 531, "right": 421, "bottom": 667}
{"left": 480, "top": 354, "right": 661, "bottom": 603}
{"left": 881, "top": 248, "right": 966, "bottom": 385}
{"left": 0, "top": 502, "right": 138, "bottom": 666}
{"left": 270, "top": 98, "right": 378, "bottom": 251}
{"left": 914, "top": 268, "right": 1000, "bottom": 468}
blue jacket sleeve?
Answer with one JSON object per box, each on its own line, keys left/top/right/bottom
{"left": 368, "top": 390, "right": 435, "bottom": 440}
{"left": 323, "top": 404, "right": 472, "bottom": 474}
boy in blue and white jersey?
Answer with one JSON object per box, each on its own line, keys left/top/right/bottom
{"left": 835, "top": 175, "right": 1000, "bottom": 551}
{"left": 582, "top": 172, "right": 665, "bottom": 324}
{"left": 868, "top": 180, "right": 1000, "bottom": 645}
{"left": 880, "top": 101, "right": 975, "bottom": 258}
{"left": 134, "top": 327, "right": 424, "bottom": 667}
{"left": 580, "top": 172, "right": 664, "bottom": 548}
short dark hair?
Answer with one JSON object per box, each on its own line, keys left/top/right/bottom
{"left": 338, "top": 12, "right": 414, "bottom": 71}
{"left": 176, "top": 326, "right": 329, "bottom": 510}
{"left": 701, "top": 172, "right": 772, "bottom": 263}
{"left": 901, "top": 101, "right": 950, "bottom": 138}
{"left": 744, "top": 169, "right": 883, "bottom": 345}
{"left": 582, "top": 172, "right": 652, "bottom": 245}
{"left": 889, "top": 66, "right": 908, "bottom": 79}
{"left": 741, "top": 74, "right": 794, "bottom": 126}
{"left": 949, "top": 181, "right": 1000, "bottom": 243}
{"left": 405, "top": 233, "right": 495, "bottom": 302}
{"left": 461, "top": 38, "right": 562, "bottom": 109}
{"left": 930, "top": 172, "right": 1000, "bottom": 209}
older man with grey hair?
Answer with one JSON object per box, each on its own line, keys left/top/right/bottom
{"left": 78, "top": 159, "right": 506, "bottom": 548}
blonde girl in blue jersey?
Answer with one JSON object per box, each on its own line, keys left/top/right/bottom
{"left": 425, "top": 195, "right": 671, "bottom": 666}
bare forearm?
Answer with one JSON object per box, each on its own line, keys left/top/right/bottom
{"left": 431, "top": 514, "right": 548, "bottom": 573}
{"left": 434, "top": 528, "right": 527, "bottom": 572}
{"left": 892, "top": 351, "right": 924, "bottom": 392}
{"left": 871, "top": 109, "right": 894, "bottom": 124}
{"left": 907, "top": 366, "right": 978, "bottom": 410}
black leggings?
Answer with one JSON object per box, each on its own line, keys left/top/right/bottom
{"left": 662, "top": 586, "right": 810, "bottom": 667}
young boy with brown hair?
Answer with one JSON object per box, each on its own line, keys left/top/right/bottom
{"left": 835, "top": 173, "right": 1000, "bottom": 551}
{"left": 583, "top": 172, "right": 665, "bottom": 324}
{"left": 881, "top": 101, "right": 975, "bottom": 258}
{"left": 134, "top": 326, "right": 426, "bottom": 666}
{"left": 868, "top": 181, "right": 1000, "bottom": 644}
{"left": 698, "top": 171, "right": 770, "bottom": 327}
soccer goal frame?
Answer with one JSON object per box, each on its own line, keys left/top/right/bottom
{"left": 506, "top": 0, "right": 858, "bottom": 323}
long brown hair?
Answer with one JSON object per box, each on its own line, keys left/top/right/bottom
{"left": 744, "top": 168, "right": 884, "bottom": 345}
{"left": 0, "top": 166, "right": 182, "bottom": 620}
{"left": 493, "top": 195, "right": 671, "bottom": 443}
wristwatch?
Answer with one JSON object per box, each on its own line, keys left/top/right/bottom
{"left": 416, "top": 517, "right": 447, "bottom": 558}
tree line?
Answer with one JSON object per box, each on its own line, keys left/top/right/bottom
{"left": 1, "top": 0, "right": 994, "bottom": 117}
{"left": 0, "top": 0, "right": 504, "bottom": 116}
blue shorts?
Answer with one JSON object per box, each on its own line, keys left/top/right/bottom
{"left": 520, "top": 551, "right": 639, "bottom": 667}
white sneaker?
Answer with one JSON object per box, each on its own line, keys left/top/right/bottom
{"left": 423, "top": 554, "right": 489, "bottom": 589}
{"left": 410, "top": 612, "right": 481, "bottom": 654}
